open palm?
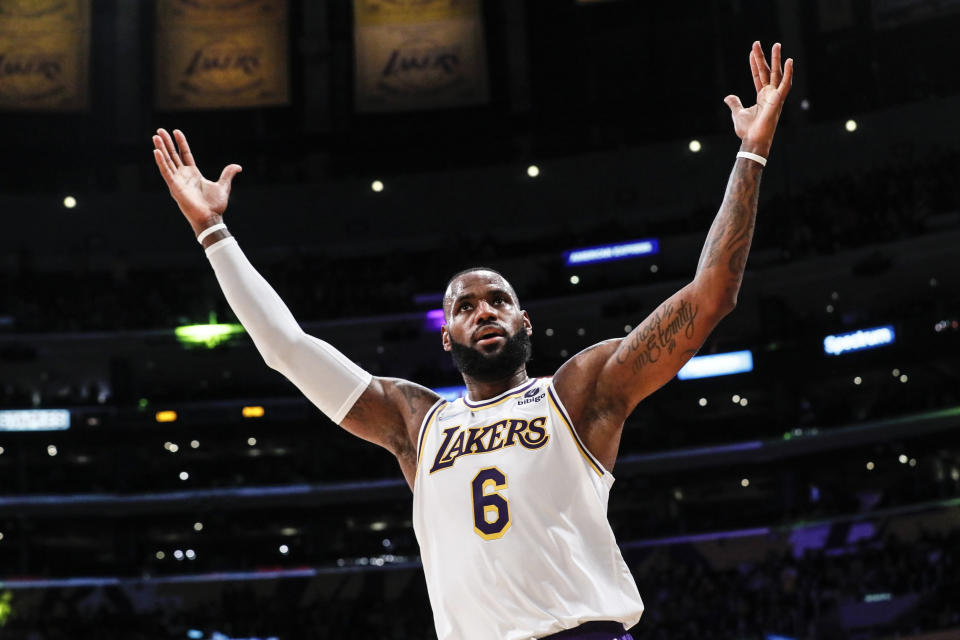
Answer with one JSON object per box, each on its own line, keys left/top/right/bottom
{"left": 724, "top": 42, "right": 794, "bottom": 155}
{"left": 152, "top": 128, "right": 242, "bottom": 228}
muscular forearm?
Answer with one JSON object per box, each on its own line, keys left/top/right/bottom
{"left": 693, "top": 147, "right": 764, "bottom": 311}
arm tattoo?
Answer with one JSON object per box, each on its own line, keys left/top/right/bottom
{"left": 695, "top": 159, "right": 763, "bottom": 303}
{"left": 616, "top": 298, "right": 699, "bottom": 374}
{"left": 397, "top": 381, "right": 435, "bottom": 416}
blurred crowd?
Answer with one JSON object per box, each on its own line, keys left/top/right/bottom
{"left": 633, "top": 531, "right": 960, "bottom": 640}
{"left": 2, "top": 529, "right": 957, "bottom": 640}
{"left": 1, "top": 149, "right": 957, "bottom": 334}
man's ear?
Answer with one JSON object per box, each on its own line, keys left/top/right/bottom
{"left": 441, "top": 325, "right": 452, "bottom": 352}
{"left": 522, "top": 310, "right": 532, "bottom": 336}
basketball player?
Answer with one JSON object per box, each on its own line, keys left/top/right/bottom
{"left": 153, "top": 42, "right": 792, "bottom": 640}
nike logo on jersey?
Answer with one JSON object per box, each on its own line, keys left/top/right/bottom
{"left": 429, "top": 416, "right": 549, "bottom": 473}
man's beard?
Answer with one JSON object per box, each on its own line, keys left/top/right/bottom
{"left": 449, "top": 328, "right": 532, "bottom": 383}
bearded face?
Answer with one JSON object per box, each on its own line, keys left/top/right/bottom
{"left": 448, "top": 326, "right": 532, "bottom": 382}
{"left": 442, "top": 270, "right": 533, "bottom": 384}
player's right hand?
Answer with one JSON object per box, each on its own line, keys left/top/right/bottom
{"left": 152, "top": 128, "right": 242, "bottom": 233}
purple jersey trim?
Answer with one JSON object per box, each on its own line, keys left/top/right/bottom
{"left": 461, "top": 378, "right": 538, "bottom": 408}
{"left": 538, "top": 621, "right": 633, "bottom": 640}
{"left": 416, "top": 399, "right": 447, "bottom": 464}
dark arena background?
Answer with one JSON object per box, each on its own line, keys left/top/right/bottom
{"left": 1, "top": 1, "right": 959, "bottom": 639}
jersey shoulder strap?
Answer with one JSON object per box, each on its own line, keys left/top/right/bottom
{"left": 416, "top": 398, "right": 447, "bottom": 467}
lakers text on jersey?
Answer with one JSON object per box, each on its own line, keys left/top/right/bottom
{"left": 412, "top": 379, "right": 644, "bottom": 640}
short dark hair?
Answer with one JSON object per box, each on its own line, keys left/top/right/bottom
{"left": 442, "top": 267, "right": 518, "bottom": 321}
{"left": 444, "top": 266, "right": 507, "bottom": 294}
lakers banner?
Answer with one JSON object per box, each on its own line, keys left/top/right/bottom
{"left": 157, "top": 0, "right": 285, "bottom": 26}
{"left": 155, "top": 0, "right": 289, "bottom": 110}
{"left": 0, "top": 0, "right": 90, "bottom": 111}
{"left": 353, "top": 0, "right": 490, "bottom": 112}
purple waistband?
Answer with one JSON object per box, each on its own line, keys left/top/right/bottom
{"left": 539, "top": 621, "right": 633, "bottom": 640}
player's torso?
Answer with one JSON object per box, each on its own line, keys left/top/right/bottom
{"left": 412, "top": 378, "right": 643, "bottom": 640}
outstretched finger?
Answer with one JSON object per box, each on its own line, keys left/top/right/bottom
{"left": 749, "top": 48, "right": 762, "bottom": 93}
{"left": 153, "top": 148, "right": 175, "bottom": 185}
{"left": 217, "top": 164, "right": 242, "bottom": 188}
{"left": 156, "top": 128, "right": 182, "bottom": 169}
{"left": 753, "top": 41, "right": 770, "bottom": 87}
{"left": 153, "top": 135, "right": 177, "bottom": 176}
{"left": 724, "top": 94, "right": 744, "bottom": 114}
{"left": 770, "top": 43, "right": 782, "bottom": 86}
{"left": 779, "top": 58, "right": 794, "bottom": 95}
{"left": 173, "top": 129, "right": 196, "bottom": 167}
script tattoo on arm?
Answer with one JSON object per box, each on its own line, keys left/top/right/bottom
{"left": 615, "top": 298, "right": 700, "bottom": 374}
{"left": 695, "top": 158, "right": 763, "bottom": 307}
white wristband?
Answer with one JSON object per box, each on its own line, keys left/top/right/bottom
{"left": 197, "top": 223, "right": 227, "bottom": 244}
{"left": 736, "top": 151, "right": 767, "bottom": 167}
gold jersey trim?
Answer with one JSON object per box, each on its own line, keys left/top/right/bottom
{"left": 546, "top": 385, "right": 605, "bottom": 477}
{"left": 416, "top": 399, "right": 447, "bottom": 468}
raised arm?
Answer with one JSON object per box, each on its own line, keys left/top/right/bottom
{"left": 152, "top": 129, "right": 439, "bottom": 487}
{"left": 553, "top": 42, "right": 793, "bottom": 471}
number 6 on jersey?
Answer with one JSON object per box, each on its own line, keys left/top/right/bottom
{"left": 472, "top": 467, "right": 511, "bottom": 540}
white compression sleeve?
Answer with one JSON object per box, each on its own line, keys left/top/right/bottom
{"left": 204, "top": 236, "right": 372, "bottom": 424}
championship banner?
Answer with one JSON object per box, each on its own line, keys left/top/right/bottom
{"left": 353, "top": 0, "right": 490, "bottom": 112}
{"left": 155, "top": 0, "right": 289, "bottom": 110}
{"left": 0, "top": 0, "right": 90, "bottom": 111}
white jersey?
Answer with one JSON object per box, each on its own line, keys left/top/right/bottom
{"left": 412, "top": 378, "right": 643, "bottom": 640}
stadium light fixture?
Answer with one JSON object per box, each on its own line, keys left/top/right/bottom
{"left": 0, "top": 409, "right": 70, "bottom": 432}
{"left": 424, "top": 309, "right": 445, "bottom": 332}
{"left": 677, "top": 350, "right": 753, "bottom": 380}
{"left": 823, "top": 325, "right": 895, "bottom": 356}
{"left": 175, "top": 322, "right": 244, "bottom": 349}
{"left": 242, "top": 406, "right": 264, "bottom": 418}
{"left": 564, "top": 238, "right": 659, "bottom": 266}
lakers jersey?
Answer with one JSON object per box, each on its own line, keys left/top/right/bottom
{"left": 412, "top": 378, "right": 644, "bottom": 640}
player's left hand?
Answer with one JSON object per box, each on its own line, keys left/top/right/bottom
{"left": 724, "top": 41, "right": 794, "bottom": 157}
